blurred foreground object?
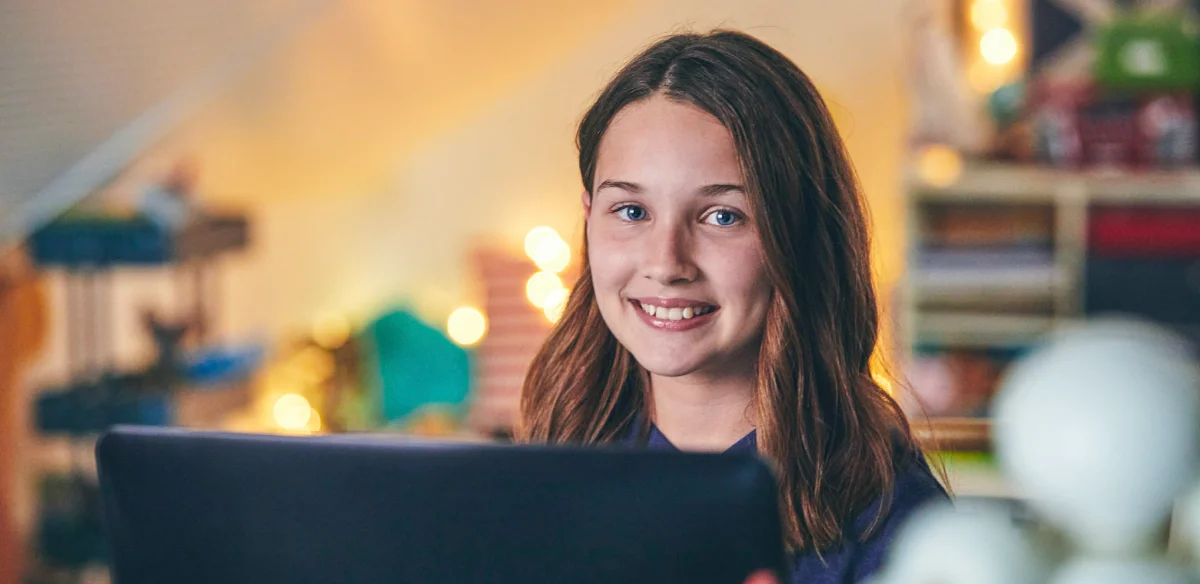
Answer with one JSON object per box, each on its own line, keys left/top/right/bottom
{"left": 879, "top": 318, "right": 1200, "bottom": 582}
{"left": 0, "top": 248, "right": 49, "bottom": 584}
{"left": 23, "top": 168, "right": 260, "bottom": 579}
{"left": 363, "top": 309, "right": 471, "bottom": 433}
{"left": 872, "top": 501, "right": 1048, "bottom": 584}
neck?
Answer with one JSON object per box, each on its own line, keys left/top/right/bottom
{"left": 649, "top": 372, "right": 756, "bottom": 452}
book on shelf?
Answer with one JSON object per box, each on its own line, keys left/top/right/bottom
{"left": 922, "top": 204, "right": 1055, "bottom": 249}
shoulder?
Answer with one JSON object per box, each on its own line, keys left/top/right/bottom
{"left": 847, "top": 451, "right": 949, "bottom": 580}
{"left": 790, "top": 451, "right": 948, "bottom": 584}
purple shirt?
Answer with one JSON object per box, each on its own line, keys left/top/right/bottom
{"left": 631, "top": 424, "right": 948, "bottom": 584}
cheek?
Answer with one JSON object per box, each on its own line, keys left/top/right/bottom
{"left": 710, "top": 248, "right": 772, "bottom": 310}
{"left": 586, "top": 227, "right": 632, "bottom": 294}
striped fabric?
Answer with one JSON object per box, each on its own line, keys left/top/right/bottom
{"left": 469, "top": 247, "right": 557, "bottom": 433}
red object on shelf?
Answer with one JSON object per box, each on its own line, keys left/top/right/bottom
{"left": 1031, "top": 80, "right": 1196, "bottom": 170}
{"left": 1089, "top": 206, "right": 1200, "bottom": 256}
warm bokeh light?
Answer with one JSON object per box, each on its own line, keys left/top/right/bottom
{"left": 312, "top": 312, "right": 351, "bottom": 349}
{"left": 980, "top": 28, "right": 1018, "bottom": 65}
{"left": 531, "top": 235, "right": 571, "bottom": 273}
{"left": 970, "top": 0, "right": 1008, "bottom": 30}
{"left": 916, "top": 144, "right": 963, "bottom": 188}
{"left": 526, "top": 271, "right": 565, "bottom": 308}
{"left": 447, "top": 306, "right": 487, "bottom": 346}
{"left": 524, "top": 226, "right": 561, "bottom": 260}
{"left": 542, "top": 287, "right": 569, "bottom": 323}
{"left": 289, "top": 346, "right": 335, "bottom": 384}
{"left": 273, "top": 393, "right": 313, "bottom": 430}
{"left": 968, "top": 60, "right": 1007, "bottom": 93}
{"left": 305, "top": 408, "right": 323, "bottom": 433}
{"left": 873, "top": 372, "right": 894, "bottom": 395}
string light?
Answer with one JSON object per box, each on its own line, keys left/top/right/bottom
{"left": 526, "top": 271, "right": 565, "bottom": 308}
{"left": 525, "top": 226, "right": 571, "bottom": 273}
{"left": 524, "top": 226, "right": 560, "bottom": 260}
{"left": 305, "top": 408, "right": 323, "bottom": 433}
{"left": 447, "top": 306, "right": 487, "bottom": 346}
{"left": 980, "top": 28, "right": 1018, "bottom": 65}
{"left": 916, "top": 144, "right": 963, "bottom": 188}
{"left": 312, "top": 313, "right": 351, "bottom": 349}
{"left": 273, "top": 393, "right": 312, "bottom": 430}
{"left": 970, "top": 0, "right": 1008, "bottom": 30}
{"left": 543, "top": 288, "right": 569, "bottom": 323}
{"left": 531, "top": 237, "right": 571, "bottom": 273}
{"left": 873, "top": 372, "right": 894, "bottom": 395}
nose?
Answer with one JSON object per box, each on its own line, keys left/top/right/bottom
{"left": 641, "top": 219, "right": 698, "bottom": 285}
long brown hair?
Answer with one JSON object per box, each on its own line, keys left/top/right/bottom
{"left": 517, "top": 29, "right": 917, "bottom": 552}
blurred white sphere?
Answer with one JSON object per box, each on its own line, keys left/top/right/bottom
{"left": 1052, "top": 557, "right": 1196, "bottom": 584}
{"left": 1178, "top": 482, "right": 1200, "bottom": 565}
{"left": 873, "top": 502, "right": 1047, "bottom": 584}
{"left": 993, "top": 318, "right": 1200, "bottom": 555}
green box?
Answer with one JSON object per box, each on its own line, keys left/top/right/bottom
{"left": 1094, "top": 13, "right": 1200, "bottom": 91}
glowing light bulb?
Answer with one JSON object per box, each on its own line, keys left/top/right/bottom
{"left": 981, "top": 28, "right": 1018, "bottom": 65}
{"left": 917, "top": 145, "right": 963, "bottom": 188}
{"left": 543, "top": 288, "right": 570, "bottom": 323}
{"left": 531, "top": 236, "right": 571, "bottom": 273}
{"left": 971, "top": 0, "right": 1008, "bottom": 30}
{"left": 873, "top": 372, "right": 894, "bottom": 395}
{"left": 447, "top": 306, "right": 487, "bottom": 346}
{"left": 305, "top": 408, "right": 322, "bottom": 433}
{"left": 312, "top": 313, "right": 351, "bottom": 349}
{"left": 524, "top": 226, "right": 561, "bottom": 260}
{"left": 526, "top": 271, "right": 565, "bottom": 308}
{"left": 273, "top": 393, "right": 312, "bottom": 430}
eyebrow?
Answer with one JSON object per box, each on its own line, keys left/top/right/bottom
{"left": 595, "top": 180, "right": 746, "bottom": 196}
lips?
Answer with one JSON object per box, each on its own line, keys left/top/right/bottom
{"left": 629, "top": 298, "right": 719, "bottom": 331}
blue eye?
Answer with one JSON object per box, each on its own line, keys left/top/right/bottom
{"left": 616, "top": 205, "right": 648, "bottom": 222}
{"left": 706, "top": 209, "right": 741, "bottom": 226}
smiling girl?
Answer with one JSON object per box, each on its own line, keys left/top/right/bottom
{"left": 518, "top": 30, "right": 946, "bottom": 583}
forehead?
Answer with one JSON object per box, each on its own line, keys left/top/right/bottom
{"left": 594, "top": 96, "right": 743, "bottom": 191}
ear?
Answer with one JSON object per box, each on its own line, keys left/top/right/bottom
{"left": 581, "top": 189, "right": 592, "bottom": 215}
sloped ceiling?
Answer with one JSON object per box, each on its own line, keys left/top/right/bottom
{"left": 0, "top": 0, "right": 643, "bottom": 241}
{"left": 0, "top": 0, "right": 301, "bottom": 230}
{"left": 178, "top": 0, "right": 644, "bottom": 205}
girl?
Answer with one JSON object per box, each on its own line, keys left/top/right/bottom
{"left": 518, "top": 30, "right": 947, "bottom": 584}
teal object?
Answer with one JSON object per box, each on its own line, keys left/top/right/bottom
{"left": 987, "top": 82, "right": 1026, "bottom": 128}
{"left": 1094, "top": 13, "right": 1200, "bottom": 91}
{"left": 362, "top": 308, "right": 472, "bottom": 425}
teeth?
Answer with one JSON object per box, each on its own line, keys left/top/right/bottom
{"left": 638, "top": 302, "right": 713, "bottom": 321}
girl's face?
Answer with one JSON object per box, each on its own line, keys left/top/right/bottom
{"left": 585, "top": 95, "right": 772, "bottom": 382}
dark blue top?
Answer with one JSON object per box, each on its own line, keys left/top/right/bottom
{"left": 629, "top": 423, "right": 948, "bottom": 584}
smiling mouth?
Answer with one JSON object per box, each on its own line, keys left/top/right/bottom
{"left": 631, "top": 300, "right": 719, "bottom": 322}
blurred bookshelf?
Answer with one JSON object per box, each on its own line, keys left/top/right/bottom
{"left": 23, "top": 211, "right": 259, "bottom": 584}
{"left": 901, "top": 160, "right": 1200, "bottom": 498}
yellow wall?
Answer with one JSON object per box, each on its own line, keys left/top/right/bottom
{"left": 293, "top": 0, "right": 914, "bottom": 334}
{"left": 28, "top": 0, "right": 914, "bottom": 375}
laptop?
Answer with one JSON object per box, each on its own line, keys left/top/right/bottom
{"left": 96, "top": 426, "right": 788, "bottom": 584}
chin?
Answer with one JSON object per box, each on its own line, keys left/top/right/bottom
{"left": 629, "top": 350, "right": 709, "bottom": 378}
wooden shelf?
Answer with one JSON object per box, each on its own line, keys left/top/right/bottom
{"left": 913, "top": 417, "right": 991, "bottom": 453}
{"left": 911, "top": 161, "right": 1200, "bottom": 204}
{"left": 913, "top": 268, "right": 1066, "bottom": 306}
{"left": 916, "top": 312, "right": 1061, "bottom": 348}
